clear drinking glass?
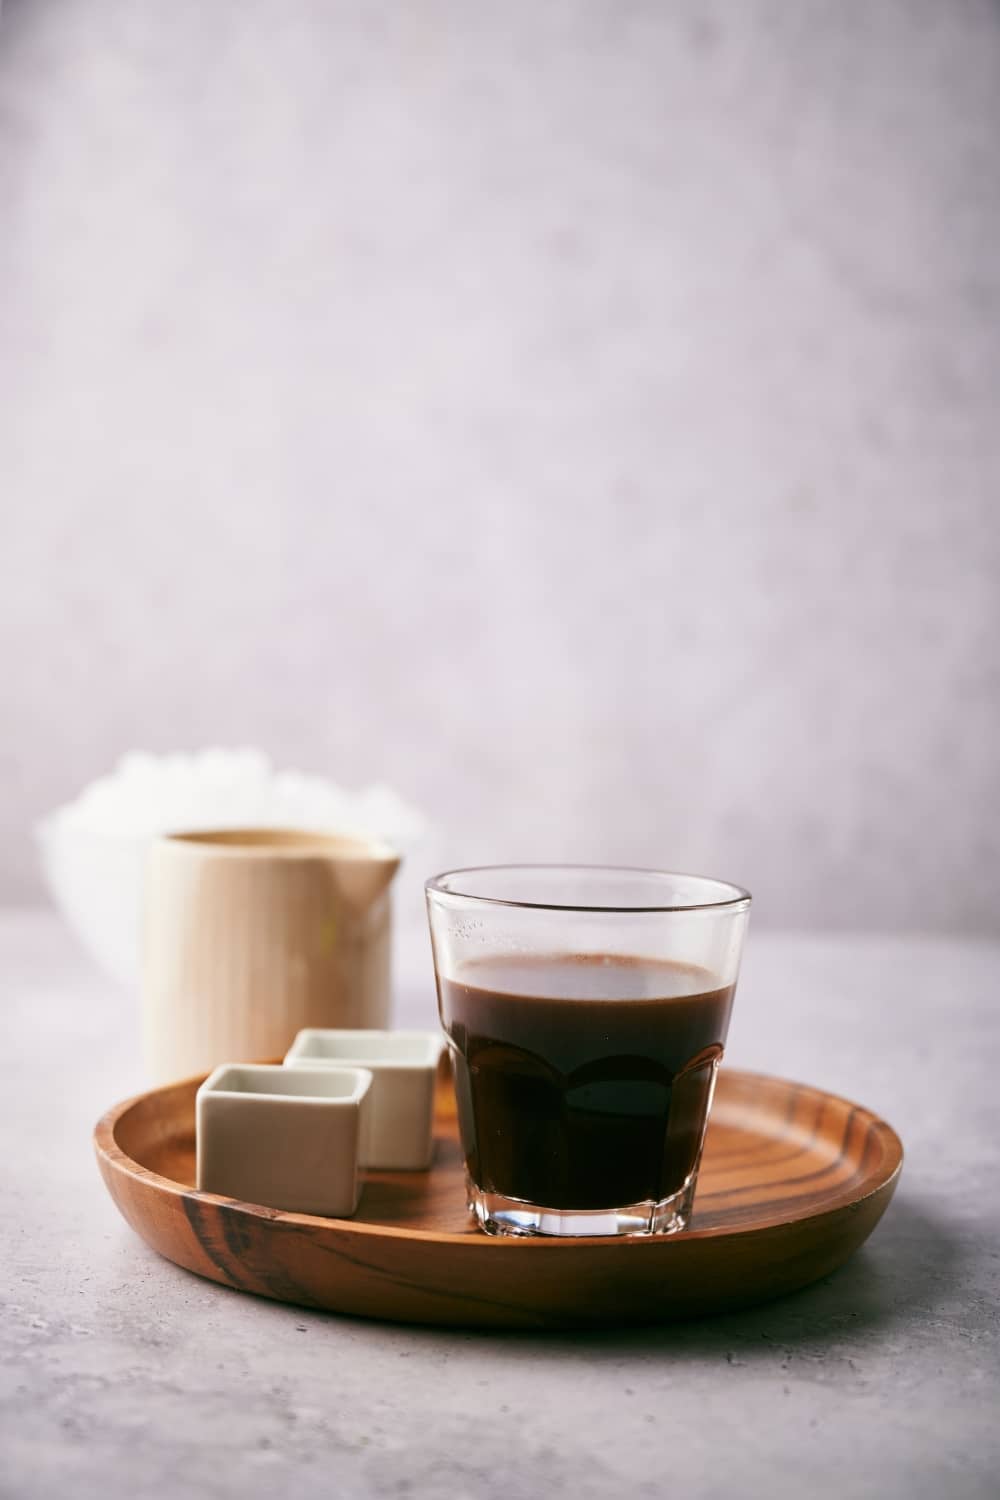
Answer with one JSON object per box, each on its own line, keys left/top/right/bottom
{"left": 426, "top": 866, "right": 750, "bottom": 1238}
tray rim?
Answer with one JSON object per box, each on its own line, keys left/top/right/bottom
{"left": 94, "top": 1066, "right": 904, "bottom": 1250}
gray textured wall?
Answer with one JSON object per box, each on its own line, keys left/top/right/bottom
{"left": 2, "top": 1, "right": 999, "bottom": 932}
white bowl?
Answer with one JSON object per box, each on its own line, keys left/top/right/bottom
{"left": 37, "top": 822, "right": 150, "bottom": 985}
{"left": 37, "top": 749, "right": 430, "bottom": 987}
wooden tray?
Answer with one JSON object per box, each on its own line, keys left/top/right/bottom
{"left": 94, "top": 1066, "right": 902, "bottom": 1329}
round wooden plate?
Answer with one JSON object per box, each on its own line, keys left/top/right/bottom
{"left": 94, "top": 1066, "right": 902, "bottom": 1329}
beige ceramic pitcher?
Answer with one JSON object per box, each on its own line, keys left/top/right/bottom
{"left": 142, "top": 829, "right": 400, "bottom": 1083}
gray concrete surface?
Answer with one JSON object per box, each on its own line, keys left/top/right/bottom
{"left": 0, "top": 909, "right": 996, "bottom": 1498}
{"left": 2, "top": 0, "right": 1000, "bottom": 933}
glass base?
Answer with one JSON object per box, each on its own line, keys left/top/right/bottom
{"left": 467, "top": 1173, "right": 698, "bottom": 1238}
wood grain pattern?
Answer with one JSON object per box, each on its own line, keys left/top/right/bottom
{"left": 94, "top": 1066, "right": 902, "bottom": 1328}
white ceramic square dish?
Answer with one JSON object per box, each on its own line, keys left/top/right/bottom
{"left": 196, "top": 1063, "right": 372, "bottom": 1216}
{"left": 284, "top": 1030, "right": 444, "bottom": 1171}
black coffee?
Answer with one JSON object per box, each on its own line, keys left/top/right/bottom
{"left": 437, "top": 954, "right": 734, "bottom": 1210}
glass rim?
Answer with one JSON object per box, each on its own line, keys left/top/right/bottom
{"left": 424, "top": 864, "right": 751, "bottom": 915}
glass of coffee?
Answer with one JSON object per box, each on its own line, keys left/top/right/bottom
{"left": 426, "top": 866, "right": 750, "bottom": 1238}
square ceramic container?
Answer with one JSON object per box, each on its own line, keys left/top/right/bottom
{"left": 196, "top": 1063, "right": 372, "bottom": 1216}
{"left": 284, "top": 1030, "right": 443, "bottom": 1170}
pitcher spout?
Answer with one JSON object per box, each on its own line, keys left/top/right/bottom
{"left": 333, "top": 839, "right": 401, "bottom": 913}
